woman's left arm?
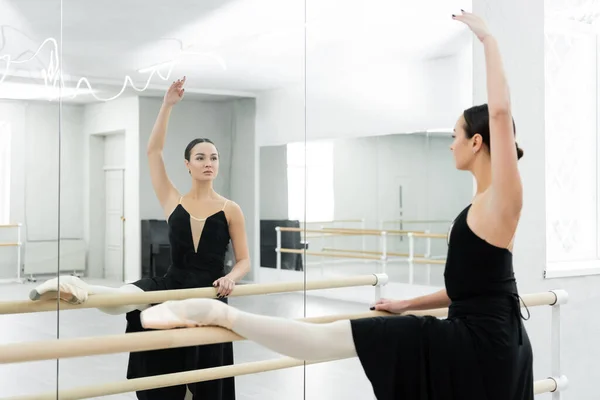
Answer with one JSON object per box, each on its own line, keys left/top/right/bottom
{"left": 213, "top": 202, "right": 251, "bottom": 296}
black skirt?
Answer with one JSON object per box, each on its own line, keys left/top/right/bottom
{"left": 349, "top": 311, "right": 533, "bottom": 400}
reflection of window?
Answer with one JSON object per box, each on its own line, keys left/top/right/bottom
{"left": 544, "top": 14, "right": 599, "bottom": 277}
{"left": 287, "top": 141, "right": 334, "bottom": 222}
{"left": 0, "top": 122, "right": 11, "bottom": 224}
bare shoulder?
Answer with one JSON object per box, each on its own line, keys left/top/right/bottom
{"left": 222, "top": 198, "right": 244, "bottom": 221}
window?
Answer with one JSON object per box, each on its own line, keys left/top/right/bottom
{"left": 286, "top": 141, "right": 334, "bottom": 223}
{"left": 0, "top": 122, "right": 11, "bottom": 225}
{"left": 544, "top": 5, "right": 600, "bottom": 277}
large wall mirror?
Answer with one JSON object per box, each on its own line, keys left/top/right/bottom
{"left": 259, "top": 2, "right": 474, "bottom": 397}
{"left": 0, "top": 0, "right": 62, "bottom": 396}
{"left": 0, "top": 0, "right": 307, "bottom": 398}
{"left": 1, "top": 0, "right": 479, "bottom": 398}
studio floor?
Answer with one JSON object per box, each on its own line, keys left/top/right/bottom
{"left": 0, "top": 279, "right": 377, "bottom": 400}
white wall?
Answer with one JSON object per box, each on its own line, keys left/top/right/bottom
{"left": 473, "top": 0, "right": 599, "bottom": 398}
{"left": 0, "top": 100, "right": 84, "bottom": 279}
{"left": 83, "top": 96, "right": 139, "bottom": 282}
{"left": 259, "top": 145, "right": 288, "bottom": 219}
{"left": 256, "top": 44, "right": 473, "bottom": 147}
{"left": 229, "top": 98, "right": 259, "bottom": 282}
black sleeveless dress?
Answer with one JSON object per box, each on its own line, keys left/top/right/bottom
{"left": 350, "top": 204, "right": 533, "bottom": 400}
{"left": 125, "top": 203, "right": 235, "bottom": 400}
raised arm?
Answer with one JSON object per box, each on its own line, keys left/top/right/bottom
{"left": 147, "top": 78, "right": 186, "bottom": 218}
{"left": 454, "top": 11, "right": 523, "bottom": 216}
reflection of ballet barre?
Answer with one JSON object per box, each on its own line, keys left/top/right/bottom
{"left": 278, "top": 227, "right": 426, "bottom": 236}
{"left": 301, "top": 219, "right": 367, "bottom": 257}
{"left": 279, "top": 248, "right": 382, "bottom": 260}
{"left": 276, "top": 226, "right": 389, "bottom": 299}
{"left": 322, "top": 247, "right": 425, "bottom": 258}
{"left": 276, "top": 226, "right": 448, "bottom": 287}
{"left": 1, "top": 290, "right": 569, "bottom": 399}
{"left": 382, "top": 219, "right": 452, "bottom": 224}
{"left": 0, "top": 223, "right": 23, "bottom": 284}
{"left": 0, "top": 274, "right": 387, "bottom": 316}
{"left": 302, "top": 219, "right": 364, "bottom": 224}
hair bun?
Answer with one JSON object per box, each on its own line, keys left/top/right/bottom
{"left": 515, "top": 143, "right": 524, "bottom": 160}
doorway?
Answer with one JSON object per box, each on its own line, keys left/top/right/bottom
{"left": 103, "top": 167, "right": 125, "bottom": 281}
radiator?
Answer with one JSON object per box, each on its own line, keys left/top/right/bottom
{"left": 24, "top": 239, "right": 86, "bottom": 275}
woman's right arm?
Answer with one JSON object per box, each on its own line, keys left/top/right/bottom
{"left": 373, "top": 289, "right": 450, "bottom": 313}
{"left": 147, "top": 78, "right": 185, "bottom": 217}
{"left": 405, "top": 289, "right": 451, "bottom": 311}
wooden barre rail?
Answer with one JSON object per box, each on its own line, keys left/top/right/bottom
{"left": 0, "top": 274, "right": 385, "bottom": 315}
{"left": 412, "top": 258, "right": 446, "bottom": 265}
{"left": 411, "top": 232, "right": 447, "bottom": 239}
{"left": 0, "top": 243, "right": 19, "bottom": 247}
{"left": 302, "top": 219, "right": 364, "bottom": 224}
{"left": 322, "top": 247, "right": 423, "bottom": 258}
{"left": 304, "top": 233, "right": 374, "bottom": 238}
{"left": 285, "top": 227, "right": 448, "bottom": 239}
{"left": 0, "top": 291, "right": 559, "bottom": 365}
{"left": 279, "top": 227, "right": 433, "bottom": 236}
{"left": 282, "top": 248, "right": 446, "bottom": 264}
{"left": 383, "top": 219, "right": 452, "bottom": 224}
{"left": 279, "top": 248, "right": 382, "bottom": 260}
{"left": 0, "top": 224, "right": 20, "bottom": 228}
{"left": 1, "top": 359, "right": 560, "bottom": 400}
{"left": 0, "top": 311, "right": 386, "bottom": 364}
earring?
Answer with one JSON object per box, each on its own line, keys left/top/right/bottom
{"left": 188, "top": 170, "right": 191, "bottom": 174}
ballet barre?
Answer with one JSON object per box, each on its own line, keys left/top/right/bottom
{"left": 0, "top": 274, "right": 388, "bottom": 315}
{"left": 275, "top": 226, "right": 448, "bottom": 292}
{"left": 0, "top": 291, "right": 560, "bottom": 363}
{"left": 322, "top": 247, "right": 425, "bottom": 258}
{"left": 0, "top": 290, "right": 569, "bottom": 399}
{"left": 0, "top": 310, "right": 390, "bottom": 364}
{"left": 0, "top": 359, "right": 565, "bottom": 400}
{"left": 0, "top": 223, "right": 23, "bottom": 284}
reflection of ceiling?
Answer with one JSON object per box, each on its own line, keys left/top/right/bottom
{"left": 1, "top": 0, "right": 470, "bottom": 103}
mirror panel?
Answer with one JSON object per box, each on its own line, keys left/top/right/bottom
{"left": 0, "top": 0, "right": 63, "bottom": 397}
{"left": 297, "top": 1, "right": 472, "bottom": 397}
{"left": 56, "top": 0, "right": 307, "bottom": 399}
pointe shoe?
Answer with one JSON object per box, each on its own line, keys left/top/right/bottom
{"left": 140, "top": 299, "right": 233, "bottom": 330}
{"left": 29, "top": 275, "right": 90, "bottom": 305}
{"left": 140, "top": 300, "right": 201, "bottom": 330}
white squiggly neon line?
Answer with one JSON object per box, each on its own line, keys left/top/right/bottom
{"left": 0, "top": 37, "right": 227, "bottom": 102}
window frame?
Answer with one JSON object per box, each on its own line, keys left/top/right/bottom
{"left": 286, "top": 141, "right": 335, "bottom": 223}
{"left": 544, "top": 20, "right": 600, "bottom": 279}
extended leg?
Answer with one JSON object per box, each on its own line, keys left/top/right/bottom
{"left": 30, "top": 275, "right": 150, "bottom": 315}
{"left": 141, "top": 299, "right": 358, "bottom": 362}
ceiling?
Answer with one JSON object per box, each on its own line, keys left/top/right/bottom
{"left": 1, "top": 0, "right": 471, "bottom": 103}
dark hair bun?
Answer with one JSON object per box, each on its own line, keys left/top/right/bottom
{"left": 516, "top": 143, "right": 524, "bottom": 160}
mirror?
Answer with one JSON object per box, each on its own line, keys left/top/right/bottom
{"left": 0, "top": 0, "right": 63, "bottom": 397}
{"left": 259, "top": 2, "right": 474, "bottom": 397}
{"left": 60, "top": 0, "right": 308, "bottom": 398}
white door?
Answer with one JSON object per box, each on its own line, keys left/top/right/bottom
{"left": 105, "top": 169, "right": 124, "bottom": 281}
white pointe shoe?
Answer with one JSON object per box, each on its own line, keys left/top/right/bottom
{"left": 140, "top": 300, "right": 201, "bottom": 330}
{"left": 29, "top": 275, "right": 90, "bottom": 305}
{"left": 140, "top": 299, "right": 233, "bottom": 330}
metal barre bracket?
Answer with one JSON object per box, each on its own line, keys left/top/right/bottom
{"left": 373, "top": 273, "right": 389, "bottom": 286}
{"left": 549, "top": 290, "right": 569, "bottom": 306}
